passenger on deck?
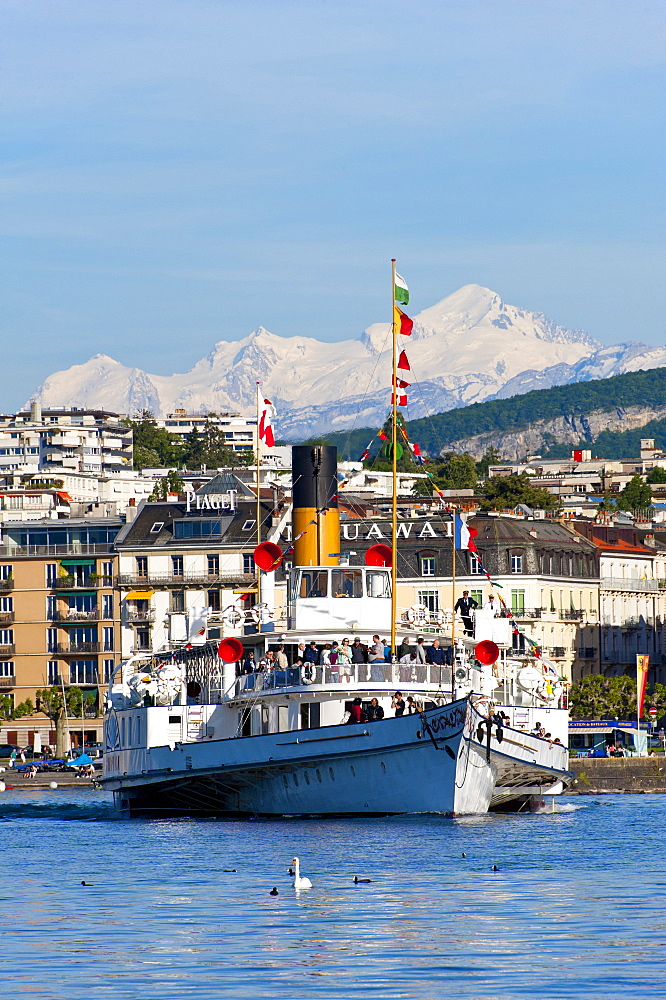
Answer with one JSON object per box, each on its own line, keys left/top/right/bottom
{"left": 426, "top": 639, "right": 446, "bottom": 665}
{"left": 397, "top": 637, "right": 411, "bottom": 660}
{"left": 351, "top": 638, "right": 366, "bottom": 664}
{"left": 407, "top": 696, "right": 423, "bottom": 714}
{"left": 304, "top": 641, "right": 321, "bottom": 683}
{"left": 348, "top": 698, "right": 364, "bottom": 723}
{"left": 368, "top": 635, "right": 385, "bottom": 680}
{"left": 366, "top": 697, "right": 384, "bottom": 722}
{"left": 337, "top": 639, "right": 352, "bottom": 682}
{"left": 274, "top": 645, "right": 288, "bottom": 670}
{"left": 242, "top": 652, "right": 256, "bottom": 675}
{"left": 392, "top": 691, "right": 405, "bottom": 717}
{"left": 414, "top": 637, "right": 427, "bottom": 663}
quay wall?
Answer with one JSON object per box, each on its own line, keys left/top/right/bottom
{"left": 568, "top": 757, "right": 666, "bottom": 794}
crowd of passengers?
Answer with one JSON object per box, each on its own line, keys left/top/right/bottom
{"left": 238, "top": 635, "right": 453, "bottom": 685}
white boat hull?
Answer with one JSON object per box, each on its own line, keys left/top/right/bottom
{"left": 102, "top": 699, "right": 570, "bottom": 818}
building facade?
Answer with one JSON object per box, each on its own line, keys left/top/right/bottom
{"left": 0, "top": 517, "right": 123, "bottom": 748}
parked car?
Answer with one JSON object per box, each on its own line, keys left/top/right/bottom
{"left": 0, "top": 744, "right": 22, "bottom": 759}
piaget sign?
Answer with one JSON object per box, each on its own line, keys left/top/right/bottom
{"left": 185, "top": 490, "right": 237, "bottom": 513}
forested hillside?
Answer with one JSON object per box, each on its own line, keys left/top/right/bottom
{"left": 315, "top": 367, "right": 666, "bottom": 460}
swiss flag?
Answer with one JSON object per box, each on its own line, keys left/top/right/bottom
{"left": 259, "top": 399, "right": 276, "bottom": 448}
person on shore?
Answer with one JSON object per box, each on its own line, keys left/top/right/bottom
{"left": 392, "top": 692, "right": 405, "bottom": 717}
{"left": 366, "top": 698, "right": 384, "bottom": 722}
{"left": 454, "top": 591, "right": 478, "bottom": 636}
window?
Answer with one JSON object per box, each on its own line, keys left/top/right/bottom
{"left": 136, "top": 556, "right": 148, "bottom": 579}
{"left": 102, "top": 594, "right": 113, "bottom": 619}
{"left": 103, "top": 627, "right": 114, "bottom": 652}
{"left": 0, "top": 629, "right": 14, "bottom": 645}
{"left": 47, "top": 660, "right": 59, "bottom": 684}
{"left": 242, "top": 520, "right": 255, "bottom": 532}
{"left": 103, "top": 659, "right": 115, "bottom": 682}
{"left": 46, "top": 563, "right": 57, "bottom": 586}
{"left": 470, "top": 589, "right": 483, "bottom": 606}
{"left": 171, "top": 591, "right": 185, "bottom": 613}
{"left": 150, "top": 522, "right": 164, "bottom": 533}
{"left": 418, "top": 590, "right": 439, "bottom": 612}
{"left": 511, "top": 589, "right": 525, "bottom": 615}
{"left": 173, "top": 520, "right": 222, "bottom": 539}
{"left": 242, "top": 553, "right": 254, "bottom": 575}
{"left": 330, "top": 569, "right": 363, "bottom": 598}
{"left": 0, "top": 597, "right": 13, "bottom": 613}
{"left": 46, "top": 628, "right": 58, "bottom": 654}
{"left": 46, "top": 595, "right": 56, "bottom": 620}
{"left": 69, "top": 660, "right": 98, "bottom": 684}
{"left": 421, "top": 557, "right": 435, "bottom": 577}
{"left": 207, "top": 589, "right": 220, "bottom": 611}
{"left": 207, "top": 554, "right": 219, "bottom": 576}
{"left": 135, "top": 629, "right": 150, "bottom": 651}
{"left": 470, "top": 555, "right": 483, "bottom": 575}
{"left": 171, "top": 555, "right": 183, "bottom": 577}
{"left": 0, "top": 661, "right": 14, "bottom": 678}
{"left": 101, "top": 561, "right": 113, "bottom": 585}
{"left": 366, "top": 571, "right": 391, "bottom": 599}
{"left": 0, "top": 565, "right": 13, "bottom": 581}
{"left": 510, "top": 553, "right": 523, "bottom": 574}
{"left": 298, "top": 570, "right": 329, "bottom": 598}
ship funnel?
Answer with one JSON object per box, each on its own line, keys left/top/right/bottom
{"left": 291, "top": 445, "right": 340, "bottom": 567}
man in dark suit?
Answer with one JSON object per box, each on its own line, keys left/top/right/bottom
{"left": 454, "top": 590, "right": 478, "bottom": 636}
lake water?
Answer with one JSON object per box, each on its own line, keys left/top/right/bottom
{"left": 0, "top": 788, "right": 664, "bottom": 999}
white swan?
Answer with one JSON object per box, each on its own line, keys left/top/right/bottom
{"left": 291, "top": 856, "right": 312, "bottom": 888}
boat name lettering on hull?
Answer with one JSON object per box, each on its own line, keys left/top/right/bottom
{"left": 428, "top": 705, "right": 467, "bottom": 733}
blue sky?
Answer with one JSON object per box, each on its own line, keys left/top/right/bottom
{"left": 2, "top": 0, "right": 665, "bottom": 408}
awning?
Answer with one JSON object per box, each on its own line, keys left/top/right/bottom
{"left": 56, "top": 491, "right": 73, "bottom": 501}
{"left": 62, "top": 591, "right": 96, "bottom": 598}
{"left": 60, "top": 558, "right": 95, "bottom": 566}
{"left": 126, "top": 591, "right": 155, "bottom": 600}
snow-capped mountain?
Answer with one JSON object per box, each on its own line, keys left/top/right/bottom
{"left": 27, "top": 285, "right": 665, "bottom": 439}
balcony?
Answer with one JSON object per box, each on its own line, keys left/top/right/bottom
{"left": 514, "top": 608, "right": 543, "bottom": 619}
{"left": 0, "top": 645, "right": 16, "bottom": 657}
{"left": 0, "top": 544, "right": 114, "bottom": 558}
{"left": 548, "top": 647, "right": 567, "bottom": 658}
{"left": 0, "top": 612, "right": 14, "bottom": 625}
{"left": 562, "top": 610, "right": 584, "bottom": 621}
{"left": 601, "top": 576, "right": 658, "bottom": 593}
{"left": 57, "top": 642, "right": 101, "bottom": 655}
{"left": 0, "top": 676, "right": 14, "bottom": 687}
{"left": 53, "top": 576, "right": 100, "bottom": 590}
{"left": 127, "top": 610, "right": 156, "bottom": 623}
{"left": 117, "top": 572, "right": 256, "bottom": 588}
{"left": 577, "top": 647, "right": 597, "bottom": 659}
{"left": 0, "top": 579, "right": 14, "bottom": 592}
{"left": 52, "top": 609, "right": 101, "bottom": 623}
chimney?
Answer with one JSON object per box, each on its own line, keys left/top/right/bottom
{"left": 30, "top": 399, "right": 42, "bottom": 423}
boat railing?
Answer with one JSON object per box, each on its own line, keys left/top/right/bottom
{"left": 223, "top": 661, "right": 453, "bottom": 699}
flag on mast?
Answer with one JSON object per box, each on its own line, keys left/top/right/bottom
{"left": 637, "top": 654, "right": 650, "bottom": 720}
{"left": 394, "top": 272, "right": 409, "bottom": 305}
{"left": 259, "top": 399, "right": 276, "bottom": 448}
{"left": 454, "top": 513, "right": 478, "bottom": 552}
{"left": 393, "top": 305, "right": 413, "bottom": 336}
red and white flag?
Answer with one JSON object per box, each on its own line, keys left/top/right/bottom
{"left": 259, "top": 399, "right": 276, "bottom": 448}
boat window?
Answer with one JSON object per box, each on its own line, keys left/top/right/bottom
{"left": 366, "top": 571, "right": 391, "bottom": 598}
{"left": 299, "top": 570, "right": 328, "bottom": 598}
{"left": 331, "top": 569, "right": 363, "bottom": 598}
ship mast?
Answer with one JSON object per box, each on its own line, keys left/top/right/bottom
{"left": 390, "top": 259, "right": 399, "bottom": 657}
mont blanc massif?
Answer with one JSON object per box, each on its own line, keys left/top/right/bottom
{"left": 29, "top": 285, "right": 666, "bottom": 439}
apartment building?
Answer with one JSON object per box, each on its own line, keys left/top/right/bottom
{"left": 0, "top": 517, "right": 123, "bottom": 748}
{"left": 114, "top": 474, "right": 288, "bottom": 657}
{"left": 0, "top": 405, "right": 133, "bottom": 477}
{"left": 156, "top": 410, "right": 257, "bottom": 455}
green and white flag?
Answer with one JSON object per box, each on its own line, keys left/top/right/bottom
{"left": 394, "top": 272, "right": 409, "bottom": 305}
